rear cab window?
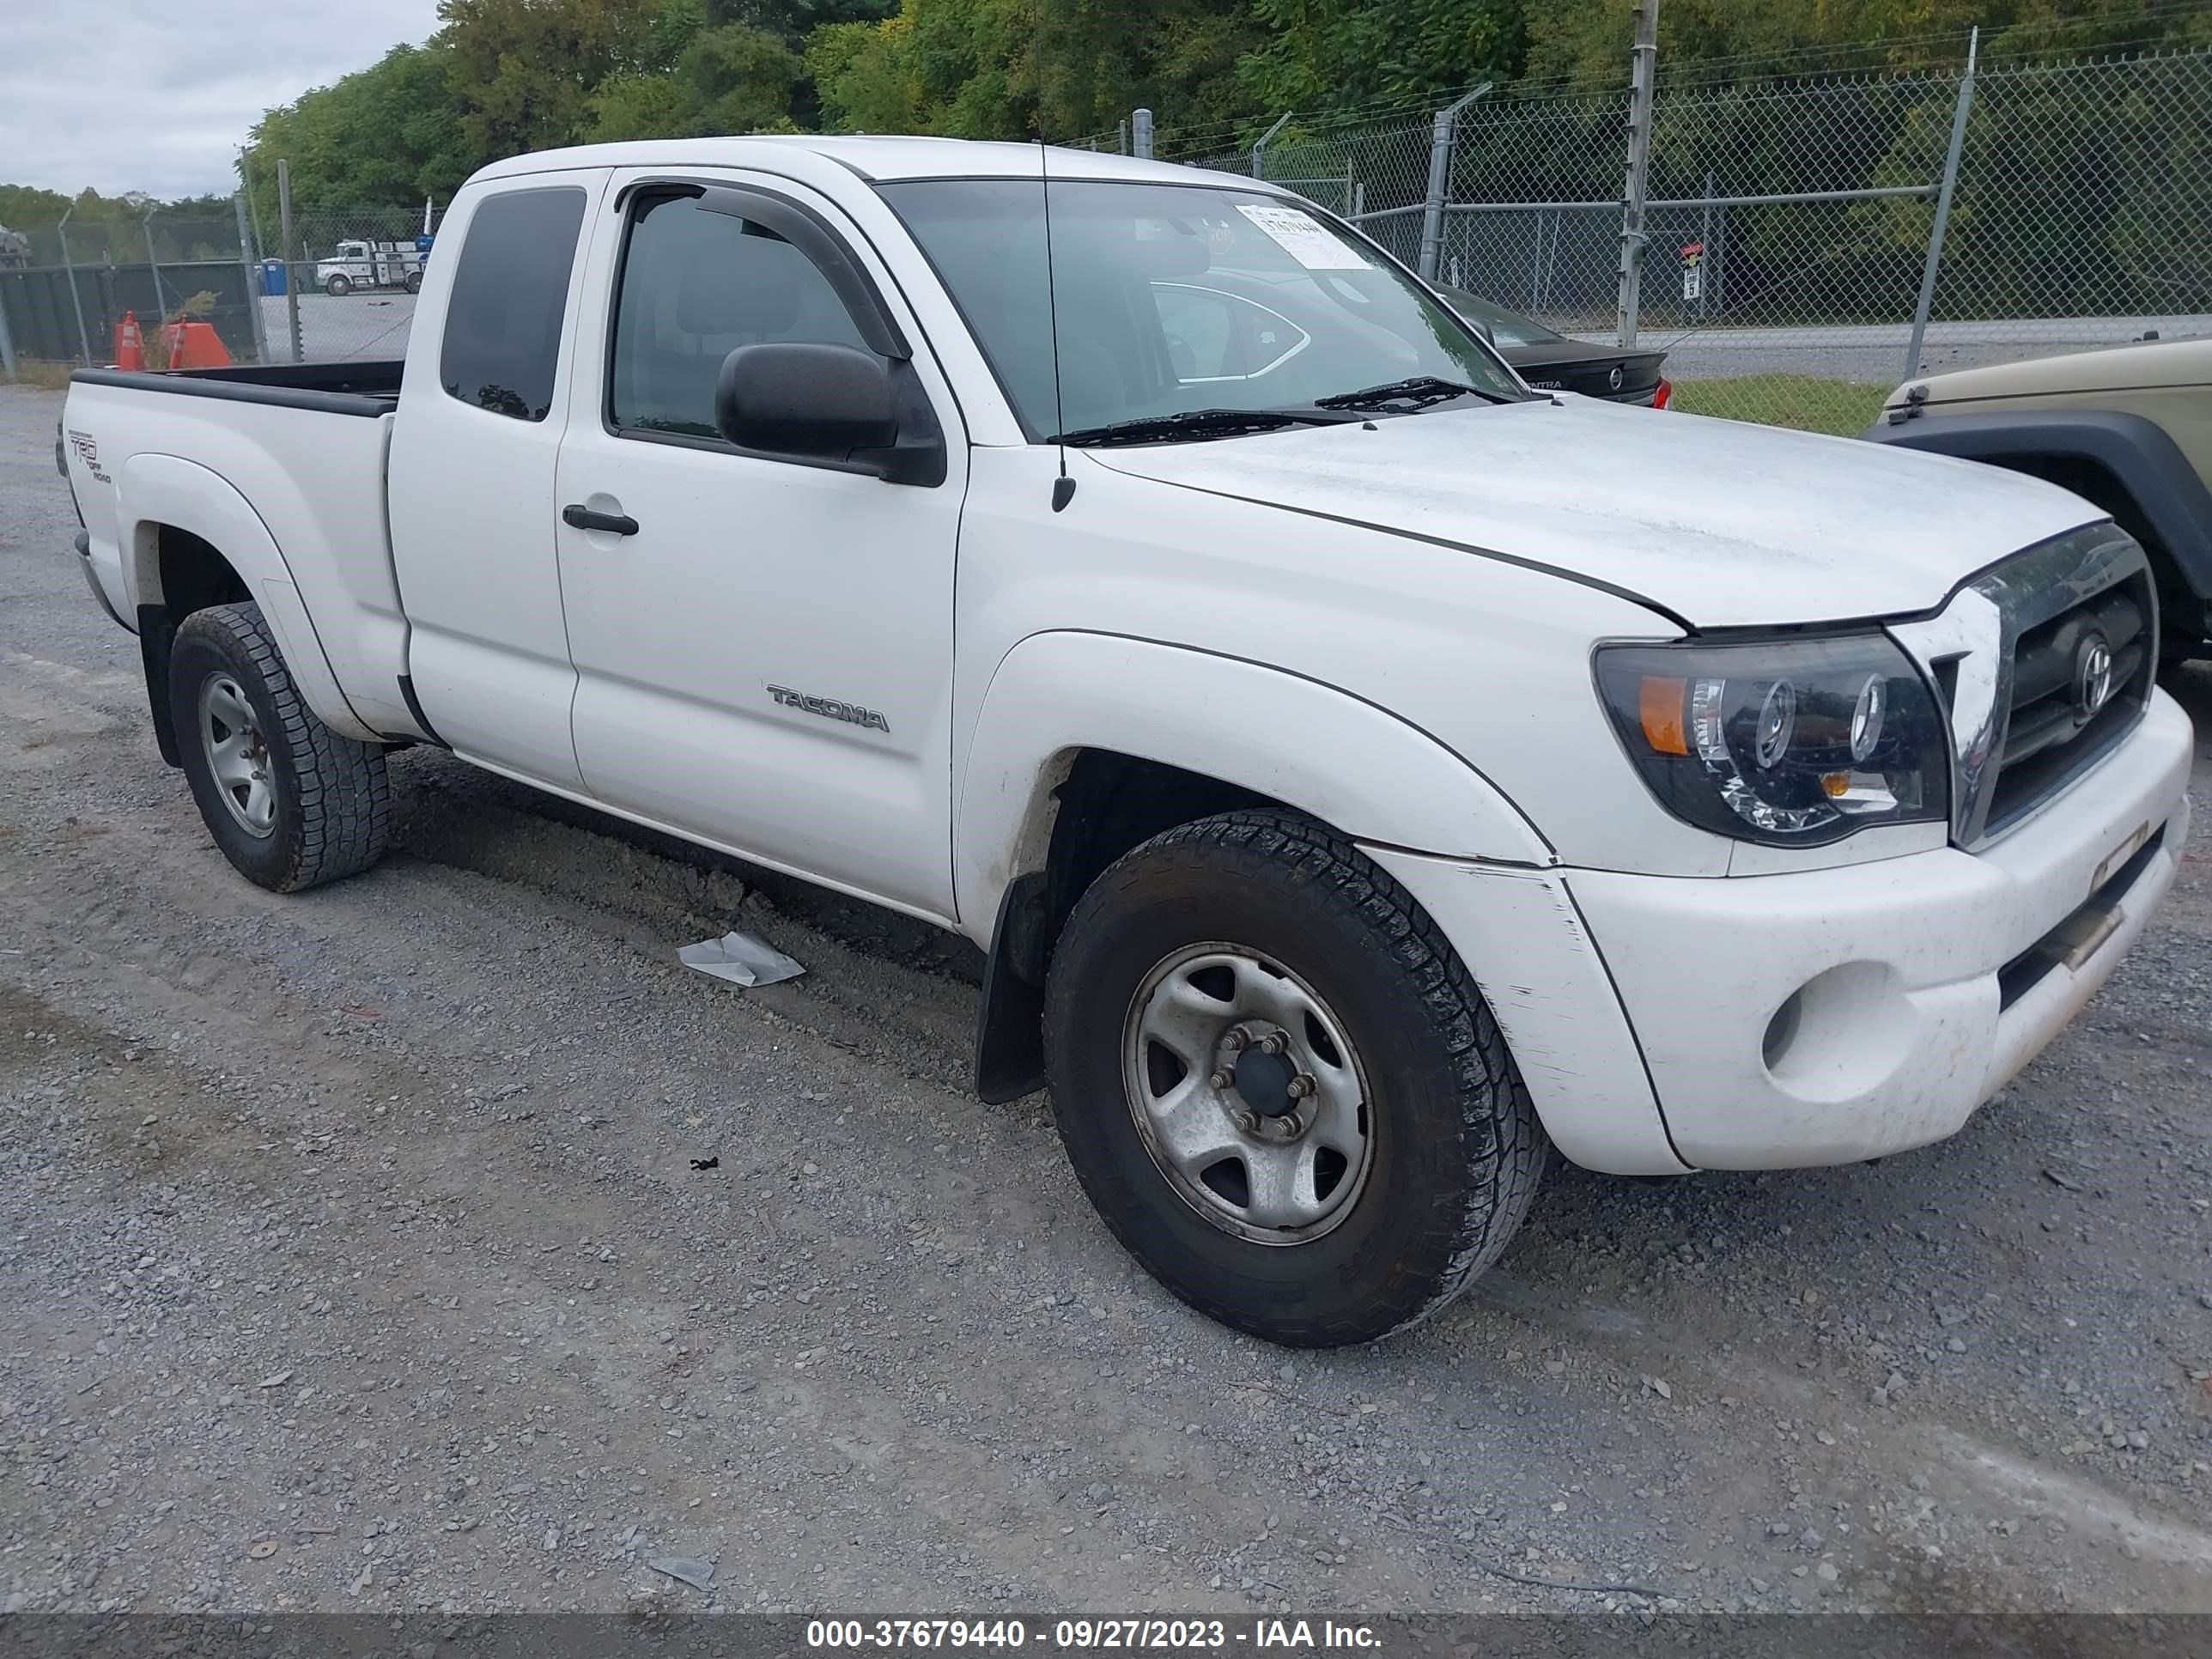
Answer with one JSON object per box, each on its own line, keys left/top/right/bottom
{"left": 440, "top": 186, "right": 589, "bottom": 422}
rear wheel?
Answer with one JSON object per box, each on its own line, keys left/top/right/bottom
{"left": 404, "top": 270, "right": 422, "bottom": 295}
{"left": 170, "top": 601, "right": 390, "bottom": 892}
{"left": 1043, "top": 810, "right": 1546, "bottom": 1346}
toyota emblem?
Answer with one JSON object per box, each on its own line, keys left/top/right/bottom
{"left": 1607, "top": 365, "right": 1625, "bottom": 392}
{"left": 2073, "top": 634, "right": 2114, "bottom": 717}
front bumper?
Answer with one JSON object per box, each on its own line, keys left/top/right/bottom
{"left": 1368, "top": 687, "right": 2193, "bottom": 1174}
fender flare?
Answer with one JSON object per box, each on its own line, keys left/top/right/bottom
{"left": 956, "top": 630, "right": 1557, "bottom": 933}
{"left": 957, "top": 632, "right": 1557, "bottom": 1100}
{"left": 1864, "top": 409, "right": 2212, "bottom": 617}
{"left": 117, "top": 453, "right": 382, "bottom": 745}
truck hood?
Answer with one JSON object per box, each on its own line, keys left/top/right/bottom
{"left": 1087, "top": 395, "right": 2100, "bottom": 629}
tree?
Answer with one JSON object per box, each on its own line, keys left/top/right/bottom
{"left": 1239, "top": 0, "right": 1527, "bottom": 111}
{"left": 588, "top": 22, "right": 806, "bottom": 138}
{"left": 246, "top": 44, "right": 474, "bottom": 219}
{"left": 437, "top": 0, "right": 694, "bottom": 159}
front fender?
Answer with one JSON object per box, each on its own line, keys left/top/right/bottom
{"left": 953, "top": 629, "right": 1555, "bottom": 935}
{"left": 118, "top": 453, "right": 380, "bottom": 744}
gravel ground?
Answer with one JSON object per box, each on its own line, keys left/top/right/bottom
{"left": 3, "top": 382, "right": 2211, "bottom": 1620}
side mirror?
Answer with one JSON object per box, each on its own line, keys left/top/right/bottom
{"left": 714, "top": 342, "right": 898, "bottom": 468}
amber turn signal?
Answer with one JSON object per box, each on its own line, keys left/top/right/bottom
{"left": 1638, "top": 675, "right": 1689, "bottom": 756}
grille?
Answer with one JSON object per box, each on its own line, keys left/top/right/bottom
{"left": 1980, "top": 568, "right": 2155, "bottom": 838}
{"left": 1888, "top": 524, "right": 2156, "bottom": 849}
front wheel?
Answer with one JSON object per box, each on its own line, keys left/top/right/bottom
{"left": 324, "top": 273, "right": 353, "bottom": 297}
{"left": 1043, "top": 811, "right": 1547, "bottom": 1346}
{"left": 170, "top": 601, "right": 391, "bottom": 892}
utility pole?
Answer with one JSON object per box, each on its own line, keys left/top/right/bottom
{"left": 1615, "top": 0, "right": 1661, "bottom": 347}
{"left": 278, "top": 159, "right": 303, "bottom": 364}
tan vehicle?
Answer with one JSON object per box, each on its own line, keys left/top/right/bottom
{"left": 1865, "top": 337, "right": 2212, "bottom": 659}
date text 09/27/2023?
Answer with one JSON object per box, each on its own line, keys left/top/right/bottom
{"left": 805, "top": 1619, "right": 1384, "bottom": 1650}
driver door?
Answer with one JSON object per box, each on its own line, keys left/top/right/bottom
{"left": 552, "top": 172, "right": 969, "bottom": 921}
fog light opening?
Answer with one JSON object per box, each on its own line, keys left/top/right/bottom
{"left": 1762, "top": 991, "right": 1805, "bottom": 1072}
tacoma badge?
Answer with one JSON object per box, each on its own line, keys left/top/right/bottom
{"left": 767, "top": 684, "right": 890, "bottom": 732}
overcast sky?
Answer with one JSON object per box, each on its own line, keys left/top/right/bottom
{"left": 2, "top": 1, "right": 445, "bottom": 201}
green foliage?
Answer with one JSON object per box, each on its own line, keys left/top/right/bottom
{"left": 12, "top": 0, "right": 2211, "bottom": 229}
{"left": 1239, "top": 0, "right": 1526, "bottom": 111}
{"left": 246, "top": 44, "right": 472, "bottom": 222}
{"left": 588, "top": 21, "right": 805, "bottom": 138}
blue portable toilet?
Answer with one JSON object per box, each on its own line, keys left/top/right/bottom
{"left": 259, "top": 258, "right": 287, "bottom": 296}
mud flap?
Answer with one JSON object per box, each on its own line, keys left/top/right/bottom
{"left": 137, "top": 604, "right": 180, "bottom": 767}
{"left": 975, "top": 872, "right": 1050, "bottom": 1103}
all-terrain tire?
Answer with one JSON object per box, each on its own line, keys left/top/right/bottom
{"left": 1043, "top": 809, "right": 1547, "bottom": 1346}
{"left": 169, "top": 600, "right": 391, "bottom": 893}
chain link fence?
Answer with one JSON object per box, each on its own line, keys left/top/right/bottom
{"left": 1123, "top": 38, "right": 2212, "bottom": 434}
{"left": 1, "top": 199, "right": 438, "bottom": 374}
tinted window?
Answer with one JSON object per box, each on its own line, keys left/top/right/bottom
{"left": 439, "top": 186, "right": 587, "bottom": 422}
{"left": 610, "top": 191, "right": 870, "bottom": 440}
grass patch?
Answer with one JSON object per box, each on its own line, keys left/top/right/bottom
{"left": 1670, "top": 374, "right": 1892, "bottom": 437}
{"left": 1, "top": 361, "right": 76, "bottom": 392}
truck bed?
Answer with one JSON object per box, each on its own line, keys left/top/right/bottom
{"left": 63, "top": 360, "right": 417, "bottom": 740}
{"left": 70, "top": 359, "right": 404, "bottom": 416}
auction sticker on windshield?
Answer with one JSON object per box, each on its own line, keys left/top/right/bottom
{"left": 1236, "top": 203, "right": 1371, "bottom": 270}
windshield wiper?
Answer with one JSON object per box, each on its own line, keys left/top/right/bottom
{"left": 1054, "top": 408, "right": 1348, "bottom": 447}
{"left": 1313, "top": 375, "right": 1508, "bottom": 412}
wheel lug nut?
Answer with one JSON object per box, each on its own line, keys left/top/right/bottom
{"left": 1208, "top": 1071, "right": 1231, "bottom": 1090}
{"left": 1223, "top": 1030, "right": 1249, "bottom": 1054}
{"left": 1260, "top": 1033, "right": 1286, "bottom": 1056}
{"left": 1287, "top": 1075, "right": 1314, "bottom": 1100}
{"left": 1233, "top": 1110, "right": 1257, "bottom": 1133}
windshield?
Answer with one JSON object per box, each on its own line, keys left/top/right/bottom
{"left": 879, "top": 178, "right": 1526, "bottom": 441}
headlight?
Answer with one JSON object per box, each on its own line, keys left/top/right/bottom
{"left": 1594, "top": 635, "right": 1950, "bottom": 846}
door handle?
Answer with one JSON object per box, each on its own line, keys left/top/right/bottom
{"left": 562, "top": 503, "right": 639, "bottom": 537}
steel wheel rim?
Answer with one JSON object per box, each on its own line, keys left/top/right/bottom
{"left": 1121, "top": 942, "right": 1374, "bottom": 1246}
{"left": 198, "top": 673, "right": 276, "bottom": 839}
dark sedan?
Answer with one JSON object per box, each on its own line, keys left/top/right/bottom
{"left": 1440, "top": 289, "right": 1671, "bottom": 407}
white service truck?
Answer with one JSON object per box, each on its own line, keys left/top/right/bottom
{"left": 57, "top": 138, "right": 2193, "bottom": 1346}
{"left": 315, "top": 238, "right": 425, "bottom": 296}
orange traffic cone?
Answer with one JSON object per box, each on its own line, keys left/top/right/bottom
{"left": 113, "top": 310, "right": 144, "bottom": 371}
{"left": 172, "top": 320, "right": 232, "bottom": 369}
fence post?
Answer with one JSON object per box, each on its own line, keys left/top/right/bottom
{"left": 1417, "top": 83, "right": 1492, "bottom": 281}
{"left": 234, "top": 191, "right": 270, "bottom": 365}
{"left": 278, "top": 160, "right": 303, "bottom": 364}
{"left": 1616, "top": 0, "right": 1661, "bottom": 347}
{"left": 1132, "top": 109, "right": 1154, "bottom": 160}
{"left": 1251, "top": 111, "right": 1292, "bottom": 180}
{"left": 142, "top": 208, "right": 167, "bottom": 325}
{"left": 1698, "top": 167, "right": 1712, "bottom": 320}
{"left": 58, "top": 204, "right": 94, "bottom": 365}
{"left": 1905, "top": 27, "right": 1978, "bottom": 381}
{"left": 1117, "top": 118, "right": 1128, "bottom": 156}
{"left": 0, "top": 284, "right": 16, "bottom": 378}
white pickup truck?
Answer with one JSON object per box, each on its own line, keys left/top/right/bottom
{"left": 58, "top": 137, "right": 2193, "bottom": 1346}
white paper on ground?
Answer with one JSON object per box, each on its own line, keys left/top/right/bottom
{"left": 1236, "top": 203, "right": 1371, "bottom": 270}
{"left": 678, "top": 931, "right": 806, "bottom": 988}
